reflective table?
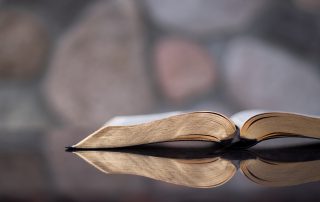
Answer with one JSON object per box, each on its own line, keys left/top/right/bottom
{"left": 1, "top": 129, "right": 320, "bottom": 202}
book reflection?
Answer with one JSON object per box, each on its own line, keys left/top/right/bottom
{"left": 70, "top": 143, "right": 320, "bottom": 188}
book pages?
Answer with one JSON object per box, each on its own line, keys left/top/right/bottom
{"left": 104, "top": 111, "right": 182, "bottom": 126}
{"left": 231, "top": 110, "right": 268, "bottom": 128}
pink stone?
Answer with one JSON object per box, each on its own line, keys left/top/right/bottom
{"left": 154, "top": 37, "right": 216, "bottom": 104}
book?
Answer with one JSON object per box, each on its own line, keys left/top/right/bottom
{"left": 71, "top": 144, "right": 320, "bottom": 188}
{"left": 69, "top": 110, "right": 320, "bottom": 149}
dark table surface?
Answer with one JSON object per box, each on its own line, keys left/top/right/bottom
{"left": 1, "top": 129, "right": 320, "bottom": 202}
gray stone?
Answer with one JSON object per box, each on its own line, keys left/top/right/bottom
{"left": 0, "top": 87, "right": 51, "bottom": 130}
{"left": 255, "top": 2, "right": 320, "bottom": 60}
{"left": 154, "top": 37, "right": 216, "bottom": 104}
{"left": 44, "top": 0, "right": 155, "bottom": 127}
{"left": 223, "top": 37, "right": 320, "bottom": 115}
{"left": 0, "top": 0, "right": 91, "bottom": 32}
{"left": 145, "top": 0, "right": 268, "bottom": 36}
{"left": 0, "top": 10, "right": 49, "bottom": 79}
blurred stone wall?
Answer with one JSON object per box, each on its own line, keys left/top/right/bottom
{"left": 1, "top": 0, "right": 320, "bottom": 131}
{"left": 0, "top": 0, "right": 320, "bottom": 201}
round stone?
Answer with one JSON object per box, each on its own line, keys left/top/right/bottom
{"left": 145, "top": 0, "right": 267, "bottom": 36}
{"left": 44, "top": 1, "right": 155, "bottom": 127}
{"left": 0, "top": 10, "right": 49, "bottom": 79}
{"left": 223, "top": 37, "right": 320, "bottom": 114}
{"left": 154, "top": 37, "right": 216, "bottom": 103}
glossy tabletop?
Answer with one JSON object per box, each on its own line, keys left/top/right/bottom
{"left": 1, "top": 129, "right": 320, "bottom": 202}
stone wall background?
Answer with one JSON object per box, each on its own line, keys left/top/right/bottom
{"left": 1, "top": 0, "right": 320, "bottom": 131}
{"left": 0, "top": 0, "right": 320, "bottom": 201}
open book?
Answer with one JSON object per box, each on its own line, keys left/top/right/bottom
{"left": 71, "top": 144, "right": 320, "bottom": 188}
{"left": 70, "top": 110, "right": 320, "bottom": 149}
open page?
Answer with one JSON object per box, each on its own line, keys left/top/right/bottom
{"left": 105, "top": 110, "right": 268, "bottom": 128}
{"left": 104, "top": 111, "right": 182, "bottom": 126}
{"left": 230, "top": 110, "right": 268, "bottom": 128}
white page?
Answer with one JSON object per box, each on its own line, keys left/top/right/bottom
{"left": 231, "top": 110, "right": 320, "bottom": 128}
{"left": 230, "top": 110, "right": 268, "bottom": 128}
{"left": 105, "top": 109, "right": 320, "bottom": 128}
{"left": 104, "top": 111, "right": 182, "bottom": 126}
